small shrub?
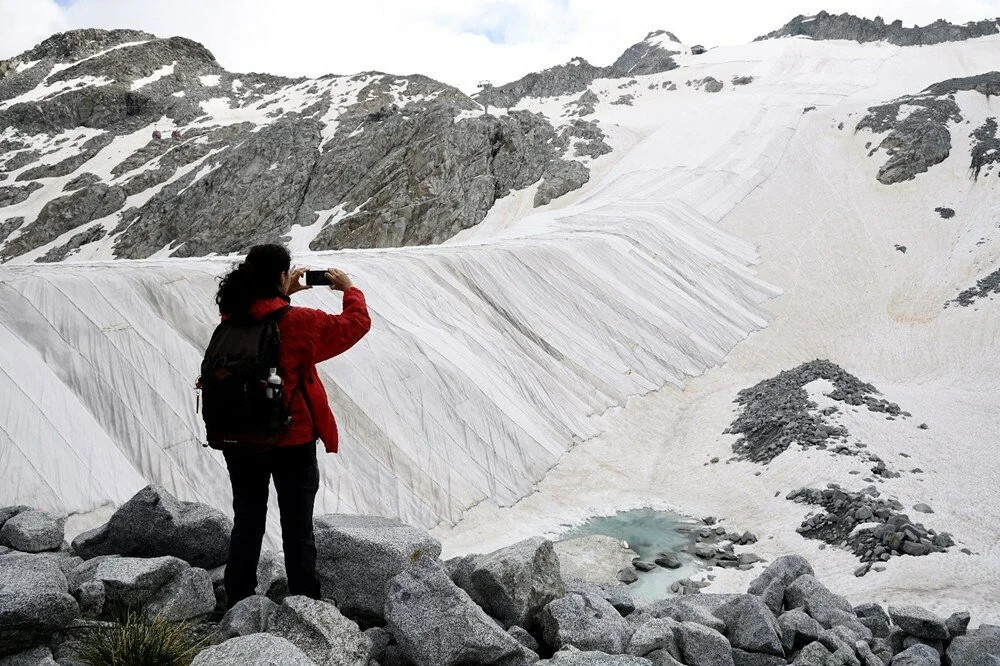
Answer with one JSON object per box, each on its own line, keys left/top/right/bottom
{"left": 76, "top": 609, "right": 204, "bottom": 666}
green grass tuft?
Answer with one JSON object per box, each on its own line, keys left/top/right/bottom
{"left": 76, "top": 608, "right": 204, "bottom": 666}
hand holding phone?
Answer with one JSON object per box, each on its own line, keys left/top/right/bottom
{"left": 305, "top": 270, "right": 330, "bottom": 286}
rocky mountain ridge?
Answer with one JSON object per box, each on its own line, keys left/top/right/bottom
{"left": 0, "top": 28, "right": 615, "bottom": 262}
{"left": 757, "top": 11, "right": 1000, "bottom": 45}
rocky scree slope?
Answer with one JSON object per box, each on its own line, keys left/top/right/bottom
{"left": 2, "top": 485, "right": 999, "bottom": 665}
{"left": 0, "top": 29, "right": 614, "bottom": 262}
{"left": 757, "top": 11, "right": 1000, "bottom": 45}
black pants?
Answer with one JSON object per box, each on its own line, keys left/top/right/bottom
{"left": 223, "top": 441, "right": 321, "bottom": 607}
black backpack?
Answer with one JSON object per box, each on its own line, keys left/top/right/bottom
{"left": 199, "top": 307, "right": 292, "bottom": 449}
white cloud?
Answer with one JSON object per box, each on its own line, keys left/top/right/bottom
{"left": 1, "top": 0, "right": 998, "bottom": 92}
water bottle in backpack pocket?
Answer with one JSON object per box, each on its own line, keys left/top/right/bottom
{"left": 199, "top": 306, "right": 292, "bottom": 449}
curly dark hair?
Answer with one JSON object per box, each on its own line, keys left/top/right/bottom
{"left": 216, "top": 244, "right": 291, "bottom": 317}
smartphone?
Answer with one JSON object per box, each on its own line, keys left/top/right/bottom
{"left": 305, "top": 270, "right": 330, "bottom": 286}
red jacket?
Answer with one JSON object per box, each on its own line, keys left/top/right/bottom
{"left": 246, "top": 287, "right": 371, "bottom": 453}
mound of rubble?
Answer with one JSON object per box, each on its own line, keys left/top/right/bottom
{"left": 726, "top": 360, "right": 908, "bottom": 464}
{"left": 787, "top": 485, "right": 954, "bottom": 576}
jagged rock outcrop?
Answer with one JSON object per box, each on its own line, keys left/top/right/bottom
{"left": 756, "top": 12, "right": 1000, "bottom": 45}
{"left": 856, "top": 72, "right": 1000, "bottom": 184}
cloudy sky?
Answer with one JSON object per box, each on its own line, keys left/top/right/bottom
{"left": 2, "top": 0, "right": 998, "bottom": 91}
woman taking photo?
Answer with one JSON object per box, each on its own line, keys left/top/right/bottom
{"left": 203, "top": 243, "right": 371, "bottom": 608}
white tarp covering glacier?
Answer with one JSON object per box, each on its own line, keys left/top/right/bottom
{"left": 2, "top": 31, "right": 1000, "bottom": 614}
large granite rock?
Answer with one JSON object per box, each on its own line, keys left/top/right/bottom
{"left": 542, "top": 651, "right": 654, "bottom": 665}
{"left": 314, "top": 514, "right": 441, "bottom": 624}
{"left": 542, "top": 590, "right": 634, "bottom": 654}
{"left": 554, "top": 535, "right": 638, "bottom": 586}
{"left": 218, "top": 595, "right": 279, "bottom": 640}
{"left": 0, "top": 506, "right": 31, "bottom": 530}
{"left": 0, "top": 511, "right": 64, "bottom": 553}
{"left": 672, "top": 621, "right": 735, "bottom": 666}
{"left": 747, "top": 555, "right": 815, "bottom": 615}
{"left": 384, "top": 556, "right": 534, "bottom": 666}
{"left": 190, "top": 634, "right": 317, "bottom": 666}
{"left": 887, "top": 605, "right": 949, "bottom": 641}
{"left": 777, "top": 610, "right": 822, "bottom": 652}
{"left": 71, "top": 485, "right": 231, "bottom": 568}
{"left": 565, "top": 578, "right": 639, "bottom": 617}
{"left": 0, "top": 646, "right": 59, "bottom": 665}
{"left": 93, "top": 555, "right": 214, "bottom": 620}
{"left": 712, "top": 595, "right": 784, "bottom": 656}
{"left": 0, "top": 553, "right": 79, "bottom": 656}
{"left": 462, "top": 537, "right": 565, "bottom": 630}
{"left": 269, "top": 596, "right": 372, "bottom": 666}
{"left": 947, "top": 624, "right": 1000, "bottom": 665}
{"left": 627, "top": 617, "right": 682, "bottom": 660}
{"left": 889, "top": 643, "right": 940, "bottom": 666}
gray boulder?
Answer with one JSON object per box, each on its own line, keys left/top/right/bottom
{"left": 554, "top": 535, "right": 638, "bottom": 587}
{"left": 854, "top": 603, "right": 891, "bottom": 638}
{"left": 257, "top": 550, "right": 289, "bottom": 603}
{"left": 565, "top": 579, "right": 639, "bottom": 616}
{"left": 712, "top": 595, "right": 784, "bottom": 656}
{"left": 889, "top": 644, "right": 939, "bottom": 666}
{"left": 0, "top": 553, "right": 79, "bottom": 656}
{"left": 633, "top": 596, "right": 730, "bottom": 634}
{"left": 93, "top": 555, "right": 187, "bottom": 609}
{"left": 855, "top": 640, "right": 886, "bottom": 666}
{"left": 509, "top": 626, "right": 541, "bottom": 653}
{"left": 0, "top": 511, "right": 64, "bottom": 553}
{"left": 748, "top": 555, "right": 814, "bottom": 615}
{"left": 218, "top": 595, "right": 279, "bottom": 640}
{"left": 792, "top": 641, "right": 835, "bottom": 666}
{"left": 314, "top": 514, "right": 441, "bottom": 624}
{"left": 269, "top": 596, "right": 372, "bottom": 666}
{"left": 887, "top": 605, "right": 949, "bottom": 640}
{"left": 731, "top": 649, "right": 786, "bottom": 666}
{"left": 0, "top": 646, "right": 58, "bottom": 665}
{"left": 544, "top": 652, "right": 652, "bottom": 665}
{"left": 542, "top": 591, "right": 634, "bottom": 654}
{"left": 947, "top": 624, "right": 1000, "bottom": 665}
{"left": 71, "top": 485, "right": 231, "bottom": 568}
{"left": 464, "top": 537, "right": 565, "bottom": 630}
{"left": 672, "top": 621, "right": 735, "bottom": 666}
{"left": 778, "top": 610, "right": 822, "bottom": 652}
{"left": 627, "top": 617, "right": 682, "bottom": 661}
{"left": 945, "top": 611, "right": 970, "bottom": 638}
{"left": 785, "top": 576, "right": 869, "bottom": 638}
{"left": 145, "top": 567, "right": 215, "bottom": 621}
{"left": 75, "top": 580, "right": 105, "bottom": 619}
{"left": 384, "top": 556, "right": 534, "bottom": 666}
{"left": 0, "top": 506, "right": 31, "bottom": 530}
{"left": 191, "top": 634, "right": 317, "bottom": 666}
{"left": 543, "top": 650, "right": 653, "bottom": 665}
